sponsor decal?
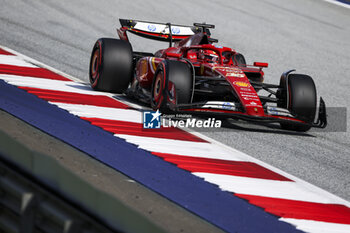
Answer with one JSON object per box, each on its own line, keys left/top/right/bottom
{"left": 243, "top": 97, "right": 259, "bottom": 101}
{"left": 245, "top": 101, "right": 261, "bottom": 107}
{"left": 213, "top": 67, "right": 241, "bottom": 72}
{"left": 222, "top": 102, "right": 235, "bottom": 110}
{"left": 147, "top": 24, "right": 157, "bottom": 32}
{"left": 241, "top": 93, "right": 259, "bottom": 98}
{"left": 148, "top": 57, "right": 157, "bottom": 73}
{"left": 188, "top": 54, "right": 197, "bottom": 59}
{"left": 214, "top": 45, "right": 223, "bottom": 48}
{"left": 226, "top": 72, "right": 245, "bottom": 78}
{"left": 241, "top": 93, "right": 257, "bottom": 97}
{"left": 233, "top": 81, "right": 251, "bottom": 88}
{"left": 143, "top": 110, "right": 161, "bottom": 129}
{"left": 241, "top": 93, "right": 260, "bottom": 101}
{"left": 138, "top": 59, "right": 149, "bottom": 81}
{"left": 213, "top": 66, "right": 227, "bottom": 71}
{"left": 171, "top": 27, "right": 180, "bottom": 34}
{"left": 266, "top": 106, "right": 294, "bottom": 117}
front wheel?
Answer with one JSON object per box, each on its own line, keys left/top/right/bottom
{"left": 151, "top": 60, "right": 192, "bottom": 111}
{"left": 277, "top": 72, "right": 317, "bottom": 132}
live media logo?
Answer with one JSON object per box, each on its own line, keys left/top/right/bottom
{"left": 143, "top": 110, "right": 161, "bottom": 129}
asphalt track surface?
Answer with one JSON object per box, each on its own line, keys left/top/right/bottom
{"left": 0, "top": 0, "right": 349, "bottom": 207}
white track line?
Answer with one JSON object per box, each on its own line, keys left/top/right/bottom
{"left": 54, "top": 103, "right": 142, "bottom": 123}
{"left": 194, "top": 173, "right": 338, "bottom": 204}
{"left": 281, "top": 218, "right": 350, "bottom": 233}
{"left": 116, "top": 134, "right": 257, "bottom": 162}
{"left": 187, "top": 130, "right": 350, "bottom": 206}
{"left": 0, "top": 75, "right": 103, "bottom": 95}
{"left": 0, "top": 54, "right": 38, "bottom": 68}
{"left": 0, "top": 45, "right": 83, "bottom": 83}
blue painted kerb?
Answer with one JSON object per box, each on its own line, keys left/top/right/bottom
{"left": 336, "top": 0, "right": 350, "bottom": 5}
{"left": 0, "top": 80, "right": 303, "bottom": 233}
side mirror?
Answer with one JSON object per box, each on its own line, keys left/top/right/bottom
{"left": 254, "top": 62, "right": 268, "bottom": 68}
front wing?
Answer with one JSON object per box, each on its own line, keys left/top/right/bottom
{"left": 168, "top": 98, "right": 327, "bottom": 129}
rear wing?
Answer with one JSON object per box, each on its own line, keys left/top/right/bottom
{"left": 118, "top": 19, "right": 202, "bottom": 44}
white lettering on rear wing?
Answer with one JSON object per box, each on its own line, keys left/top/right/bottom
{"left": 133, "top": 22, "right": 195, "bottom": 36}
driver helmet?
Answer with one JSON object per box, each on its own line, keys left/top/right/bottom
{"left": 199, "top": 49, "right": 219, "bottom": 63}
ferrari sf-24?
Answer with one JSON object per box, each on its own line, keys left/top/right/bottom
{"left": 89, "top": 19, "right": 327, "bottom": 132}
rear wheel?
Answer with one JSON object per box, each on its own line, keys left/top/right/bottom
{"left": 277, "top": 73, "right": 317, "bottom": 132}
{"left": 89, "top": 38, "right": 133, "bottom": 93}
{"left": 151, "top": 60, "right": 192, "bottom": 111}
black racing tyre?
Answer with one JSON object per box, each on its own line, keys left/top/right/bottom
{"left": 151, "top": 60, "right": 192, "bottom": 111}
{"left": 277, "top": 73, "right": 317, "bottom": 132}
{"left": 89, "top": 38, "right": 133, "bottom": 93}
{"left": 233, "top": 53, "right": 246, "bottom": 67}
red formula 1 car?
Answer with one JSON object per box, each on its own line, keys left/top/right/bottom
{"left": 89, "top": 19, "right": 327, "bottom": 131}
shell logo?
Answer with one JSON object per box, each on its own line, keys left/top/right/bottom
{"left": 234, "top": 81, "right": 250, "bottom": 87}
